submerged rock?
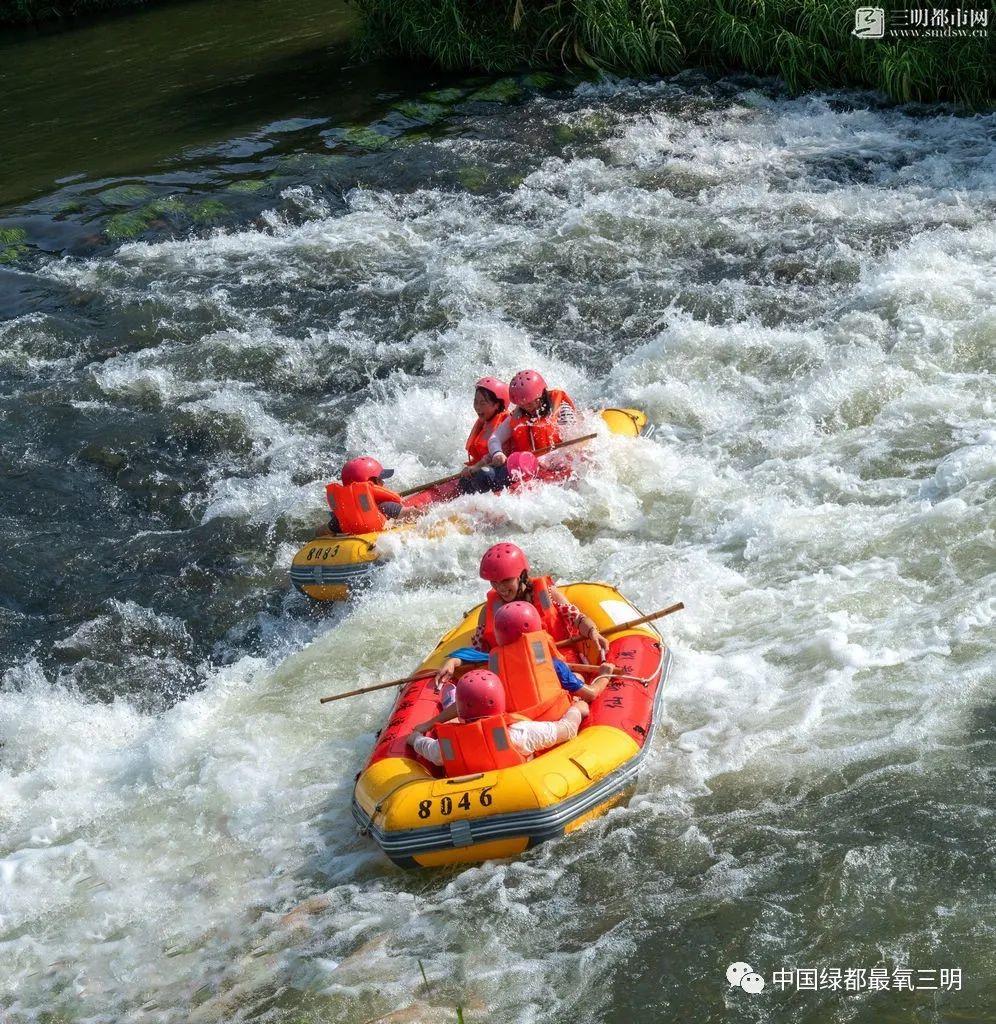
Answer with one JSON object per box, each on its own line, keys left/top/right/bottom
{"left": 97, "top": 184, "right": 154, "bottom": 207}
{"left": 0, "top": 227, "right": 28, "bottom": 263}
{"left": 392, "top": 100, "right": 448, "bottom": 124}
{"left": 456, "top": 166, "right": 490, "bottom": 191}
{"left": 104, "top": 211, "right": 150, "bottom": 241}
{"left": 226, "top": 179, "right": 269, "bottom": 194}
{"left": 467, "top": 77, "right": 523, "bottom": 104}
{"left": 341, "top": 125, "right": 394, "bottom": 150}
{"left": 422, "top": 86, "right": 466, "bottom": 103}
{"left": 191, "top": 199, "right": 228, "bottom": 224}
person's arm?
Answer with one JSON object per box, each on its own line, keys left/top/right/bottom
{"left": 434, "top": 657, "right": 461, "bottom": 685}
{"left": 487, "top": 417, "right": 513, "bottom": 459}
{"left": 371, "top": 484, "right": 403, "bottom": 504}
{"left": 469, "top": 605, "right": 490, "bottom": 652}
{"left": 550, "top": 586, "right": 609, "bottom": 657}
{"left": 408, "top": 732, "right": 444, "bottom": 766}
{"left": 575, "top": 662, "right": 616, "bottom": 702}
{"left": 510, "top": 704, "right": 586, "bottom": 756}
{"left": 411, "top": 703, "right": 458, "bottom": 735}
{"left": 434, "top": 640, "right": 489, "bottom": 685}
{"left": 554, "top": 657, "right": 607, "bottom": 703}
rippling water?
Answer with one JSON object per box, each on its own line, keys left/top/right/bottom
{"left": 1, "top": 73, "right": 994, "bottom": 1022}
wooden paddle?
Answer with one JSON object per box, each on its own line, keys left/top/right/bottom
{"left": 318, "top": 601, "right": 684, "bottom": 705}
{"left": 319, "top": 670, "right": 437, "bottom": 705}
{"left": 397, "top": 432, "right": 598, "bottom": 497}
{"left": 554, "top": 601, "right": 685, "bottom": 649}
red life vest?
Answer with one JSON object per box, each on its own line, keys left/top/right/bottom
{"left": 509, "top": 389, "right": 576, "bottom": 453}
{"left": 465, "top": 411, "right": 509, "bottom": 465}
{"left": 325, "top": 481, "right": 402, "bottom": 534}
{"left": 434, "top": 712, "right": 528, "bottom": 776}
{"left": 479, "top": 575, "right": 568, "bottom": 651}
{"left": 488, "top": 630, "right": 572, "bottom": 722}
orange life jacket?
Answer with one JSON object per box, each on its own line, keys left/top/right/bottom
{"left": 465, "top": 410, "right": 509, "bottom": 466}
{"left": 480, "top": 575, "right": 568, "bottom": 651}
{"left": 325, "top": 481, "right": 402, "bottom": 534}
{"left": 434, "top": 712, "right": 528, "bottom": 776}
{"left": 509, "top": 389, "right": 576, "bottom": 453}
{"left": 488, "top": 630, "right": 572, "bottom": 722}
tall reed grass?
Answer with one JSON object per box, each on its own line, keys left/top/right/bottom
{"left": 350, "top": 0, "right": 993, "bottom": 106}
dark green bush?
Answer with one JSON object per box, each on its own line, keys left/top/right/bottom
{"left": 349, "top": 0, "right": 994, "bottom": 106}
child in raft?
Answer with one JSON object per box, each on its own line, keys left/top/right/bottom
{"left": 461, "top": 369, "right": 579, "bottom": 493}
{"left": 437, "top": 542, "right": 611, "bottom": 683}
{"left": 412, "top": 600, "right": 615, "bottom": 736}
{"left": 458, "top": 376, "right": 510, "bottom": 494}
{"left": 319, "top": 456, "right": 403, "bottom": 536}
{"left": 407, "top": 669, "right": 590, "bottom": 773}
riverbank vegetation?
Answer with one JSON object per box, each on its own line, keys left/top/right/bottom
{"left": 349, "top": 0, "right": 993, "bottom": 106}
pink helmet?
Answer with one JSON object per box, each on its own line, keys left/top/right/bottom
{"left": 494, "top": 601, "right": 542, "bottom": 645}
{"left": 342, "top": 456, "right": 394, "bottom": 485}
{"left": 506, "top": 451, "right": 539, "bottom": 480}
{"left": 476, "top": 376, "right": 509, "bottom": 408}
{"left": 509, "top": 369, "right": 546, "bottom": 406}
{"left": 479, "top": 542, "right": 529, "bottom": 582}
{"left": 456, "top": 669, "right": 506, "bottom": 721}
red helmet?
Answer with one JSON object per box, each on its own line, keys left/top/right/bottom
{"left": 494, "top": 601, "right": 542, "bottom": 645}
{"left": 341, "top": 456, "right": 394, "bottom": 485}
{"left": 456, "top": 669, "right": 506, "bottom": 721}
{"left": 506, "top": 451, "right": 539, "bottom": 480}
{"left": 479, "top": 542, "right": 529, "bottom": 582}
{"left": 476, "top": 376, "right": 509, "bottom": 408}
{"left": 509, "top": 369, "right": 546, "bottom": 406}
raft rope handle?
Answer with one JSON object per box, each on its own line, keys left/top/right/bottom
{"left": 603, "top": 407, "right": 644, "bottom": 433}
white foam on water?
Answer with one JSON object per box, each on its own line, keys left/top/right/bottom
{"left": 3, "top": 79, "right": 995, "bottom": 1021}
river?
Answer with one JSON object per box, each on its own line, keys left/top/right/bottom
{"left": 0, "top": 7, "right": 994, "bottom": 1022}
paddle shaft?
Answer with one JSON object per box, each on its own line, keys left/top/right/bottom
{"left": 320, "top": 602, "right": 684, "bottom": 704}
{"left": 398, "top": 433, "right": 598, "bottom": 497}
{"left": 319, "top": 672, "right": 434, "bottom": 704}
{"left": 555, "top": 601, "right": 685, "bottom": 649}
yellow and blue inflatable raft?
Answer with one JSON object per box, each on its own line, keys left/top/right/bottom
{"left": 351, "top": 581, "right": 670, "bottom": 868}
{"left": 291, "top": 408, "right": 647, "bottom": 602}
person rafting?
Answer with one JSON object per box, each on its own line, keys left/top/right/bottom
{"left": 488, "top": 601, "right": 612, "bottom": 707}
{"left": 488, "top": 369, "right": 578, "bottom": 463}
{"left": 458, "top": 376, "right": 511, "bottom": 494}
{"left": 321, "top": 456, "right": 403, "bottom": 536}
{"left": 460, "top": 370, "right": 578, "bottom": 493}
{"left": 437, "top": 543, "right": 610, "bottom": 680}
{"left": 419, "top": 599, "right": 613, "bottom": 729}
{"left": 407, "top": 669, "right": 589, "bottom": 776}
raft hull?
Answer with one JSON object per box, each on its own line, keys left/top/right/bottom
{"left": 292, "top": 409, "right": 648, "bottom": 602}
{"left": 351, "top": 582, "right": 670, "bottom": 868}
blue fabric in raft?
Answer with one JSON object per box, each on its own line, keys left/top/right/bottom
{"left": 450, "top": 647, "right": 584, "bottom": 692}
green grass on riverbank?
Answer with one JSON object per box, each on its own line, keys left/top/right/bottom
{"left": 349, "top": 0, "right": 993, "bottom": 107}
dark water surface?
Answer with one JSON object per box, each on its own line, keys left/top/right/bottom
{"left": 0, "top": 0, "right": 394, "bottom": 207}
{"left": 0, "top": 8, "right": 993, "bottom": 1022}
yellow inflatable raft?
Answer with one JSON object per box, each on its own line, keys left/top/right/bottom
{"left": 352, "top": 581, "right": 670, "bottom": 868}
{"left": 292, "top": 408, "right": 648, "bottom": 602}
